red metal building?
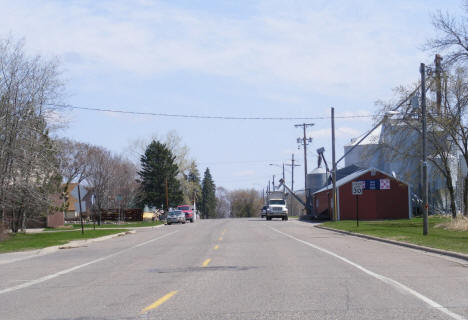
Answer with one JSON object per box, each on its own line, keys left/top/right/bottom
{"left": 313, "top": 167, "right": 411, "bottom": 220}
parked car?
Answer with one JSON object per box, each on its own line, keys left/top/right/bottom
{"left": 167, "top": 210, "right": 186, "bottom": 225}
{"left": 177, "top": 205, "right": 194, "bottom": 223}
{"left": 261, "top": 205, "right": 268, "bottom": 218}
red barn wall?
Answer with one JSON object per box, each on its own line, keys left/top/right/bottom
{"left": 313, "top": 189, "right": 332, "bottom": 219}
{"left": 338, "top": 171, "right": 409, "bottom": 220}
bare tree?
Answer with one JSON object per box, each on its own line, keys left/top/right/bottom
{"left": 431, "top": 67, "right": 468, "bottom": 215}
{"left": 85, "top": 146, "right": 116, "bottom": 225}
{"left": 0, "top": 37, "right": 63, "bottom": 232}
{"left": 423, "top": 3, "right": 468, "bottom": 215}
{"left": 373, "top": 66, "right": 467, "bottom": 217}
{"left": 424, "top": 6, "right": 468, "bottom": 66}
{"left": 215, "top": 187, "right": 231, "bottom": 218}
{"left": 85, "top": 145, "right": 140, "bottom": 224}
{"left": 108, "top": 156, "right": 139, "bottom": 215}
{"left": 56, "top": 138, "right": 92, "bottom": 184}
{"left": 229, "top": 189, "right": 263, "bottom": 218}
{"left": 54, "top": 138, "right": 92, "bottom": 217}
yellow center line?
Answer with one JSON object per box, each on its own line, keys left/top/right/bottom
{"left": 202, "top": 258, "right": 212, "bottom": 267}
{"left": 214, "top": 244, "right": 219, "bottom": 250}
{"left": 218, "top": 236, "right": 223, "bottom": 241}
{"left": 140, "top": 291, "right": 177, "bottom": 314}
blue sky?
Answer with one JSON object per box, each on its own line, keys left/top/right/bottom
{"left": 1, "top": 0, "right": 462, "bottom": 190}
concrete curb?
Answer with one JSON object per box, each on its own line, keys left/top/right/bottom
{"left": 0, "top": 229, "right": 137, "bottom": 265}
{"left": 58, "top": 230, "right": 137, "bottom": 249}
{"left": 315, "top": 225, "right": 468, "bottom": 262}
{"left": 26, "top": 224, "right": 165, "bottom": 233}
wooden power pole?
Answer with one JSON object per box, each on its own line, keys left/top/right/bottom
{"left": 295, "top": 123, "right": 314, "bottom": 215}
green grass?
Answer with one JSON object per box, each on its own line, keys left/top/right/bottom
{"left": 45, "top": 221, "right": 163, "bottom": 231}
{"left": 0, "top": 229, "right": 128, "bottom": 253}
{"left": 321, "top": 216, "right": 468, "bottom": 254}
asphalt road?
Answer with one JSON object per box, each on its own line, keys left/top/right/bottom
{"left": 0, "top": 218, "right": 467, "bottom": 320}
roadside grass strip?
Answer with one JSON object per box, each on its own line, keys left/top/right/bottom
{"left": 0, "top": 230, "right": 127, "bottom": 253}
{"left": 271, "top": 227, "right": 466, "bottom": 320}
{"left": 140, "top": 291, "right": 178, "bottom": 314}
{"left": 202, "top": 258, "right": 212, "bottom": 267}
{"left": 321, "top": 216, "right": 468, "bottom": 254}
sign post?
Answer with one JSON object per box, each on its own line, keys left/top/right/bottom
{"left": 355, "top": 196, "right": 359, "bottom": 227}
{"left": 352, "top": 181, "right": 363, "bottom": 227}
{"left": 77, "top": 184, "right": 84, "bottom": 234}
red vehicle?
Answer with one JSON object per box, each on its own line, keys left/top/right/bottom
{"left": 177, "top": 205, "right": 194, "bottom": 223}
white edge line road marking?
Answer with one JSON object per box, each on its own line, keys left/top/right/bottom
{"left": 0, "top": 230, "right": 179, "bottom": 296}
{"left": 270, "top": 227, "right": 466, "bottom": 320}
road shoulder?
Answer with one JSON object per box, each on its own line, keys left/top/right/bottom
{"left": 315, "top": 224, "right": 468, "bottom": 262}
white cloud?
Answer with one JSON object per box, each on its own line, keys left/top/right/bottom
{"left": 0, "top": 0, "right": 437, "bottom": 101}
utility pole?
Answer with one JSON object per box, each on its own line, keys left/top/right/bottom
{"left": 291, "top": 154, "right": 295, "bottom": 192}
{"left": 295, "top": 123, "right": 314, "bottom": 215}
{"left": 435, "top": 54, "right": 443, "bottom": 114}
{"left": 420, "top": 63, "right": 429, "bottom": 235}
{"left": 272, "top": 175, "right": 275, "bottom": 191}
{"left": 331, "top": 108, "right": 337, "bottom": 221}
{"left": 165, "top": 177, "right": 169, "bottom": 211}
{"left": 285, "top": 154, "right": 300, "bottom": 217}
{"left": 285, "top": 153, "right": 300, "bottom": 192}
{"left": 282, "top": 163, "right": 285, "bottom": 192}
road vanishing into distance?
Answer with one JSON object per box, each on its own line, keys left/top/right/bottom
{"left": 0, "top": 219, "right": 467, "bottom": 320}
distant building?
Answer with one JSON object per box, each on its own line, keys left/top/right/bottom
{"left": 343, "top": 118, "right": 465, "bottom": 213}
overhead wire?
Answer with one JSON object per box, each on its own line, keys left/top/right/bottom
{"left": 48, "top": 103, "right": 373, "bottom": 121}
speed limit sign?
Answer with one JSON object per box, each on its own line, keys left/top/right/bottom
{"left": 352, "top": 181, "right": 363, "bottom": 195}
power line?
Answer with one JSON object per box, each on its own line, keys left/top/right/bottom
{"left": 49, "top": 103, "right": 373, "bottom": 121}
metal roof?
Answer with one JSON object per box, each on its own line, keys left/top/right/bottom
{"left": 313, "top": 167, "right": 409, "bottom": 195}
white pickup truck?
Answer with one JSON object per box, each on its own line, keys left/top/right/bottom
{"left": 266, "top": 191, "right": 288, "bottom": 221}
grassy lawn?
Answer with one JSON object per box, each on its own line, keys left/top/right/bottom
{"left": 0, "top": 229, "right": 127, "bottom": 253}
{"left": 45, "top": 221, "right": 163, "bottom": 231}
{"left": 321, "top": 216, "right": 468, "bottom": 254}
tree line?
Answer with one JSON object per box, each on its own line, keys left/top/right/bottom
{"left": 0, "top": 37, "right": 219, "bottom": 232}
{"left": 215, "top": 187, "right": 263, "bottom": 218}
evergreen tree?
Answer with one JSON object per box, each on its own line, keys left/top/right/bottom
{"left": 138, "top": 140, "right": 183, "bottom": 210}
{"left": 201, "top": 168, "right": 217, "bottom": 218}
